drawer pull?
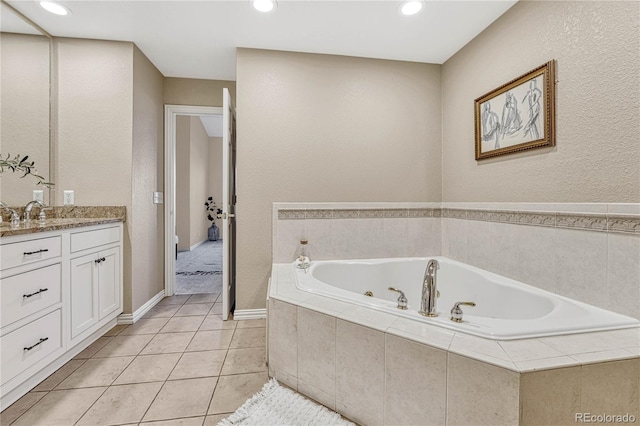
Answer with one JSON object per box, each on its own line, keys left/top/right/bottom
{"left": 95, "top": 257, "right": 106, "bottom": 264}
{"left": 24, "top": 337, "right": 48, "bottom": 351}
{"left": 23, "top": 249, "right": 49, "bottom": 256}
{"left": 23, "top": 288, "right": 49, "bottom": 298}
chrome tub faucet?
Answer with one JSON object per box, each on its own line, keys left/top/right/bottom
{"left": 419, "top": 259, "right": 439, "bottom": 317}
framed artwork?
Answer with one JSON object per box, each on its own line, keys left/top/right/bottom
{"left": 475, "top": 60, "right": 555, "bottom": 160}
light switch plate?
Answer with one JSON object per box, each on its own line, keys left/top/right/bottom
{"left": 33, "top": 190, "right": 44, "bottom": 203}
{"left": 63, "top": 190, "right": 74, "bottom": 205}
{"left": 153, "top": 192, "right": 164, "bottom": 204}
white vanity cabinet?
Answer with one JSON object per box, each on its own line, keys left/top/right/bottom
{"left": 0, "top": 221, "right": 123, "bottom": 411}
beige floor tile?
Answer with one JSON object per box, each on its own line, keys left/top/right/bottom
{"left": 141, "top": 417, "right": 206, "bottom": 426}
{"left": 76, "top": 382, "right": 163, "bottom": 425}
{"left": 208, "top": 372, "right": 268, "bottom": 414}
{"left": 161, "top": 316, "right": 206, "bottom": 333}
{"left": 56, "top": 356, "right": 134, "bottom": 389}
{"left": 186, "top": 330, "right": 234, "bottom": 352}
{"left": 12, "top": 387, "right": 106, "bottom": 426}
{"left": 120, "top": 318, "right": 170, "bottom": 335}
{"left": 104, "top": 324, "right": 128, "bottom": 336}
{"left": 221, "top": 347, "right": 267, "bottom": 376}
{"left": 143, "top": 304, "right": 181, "bottom": 319}
{"left": 32, "top": 359, "right": 86, "bottom": 392}
{"left": 169, "top": 350, "right": 227, "bottom": 380}
{"left": 143, "top": 377, "right": 218, "bottom": 422}
{"left": 113, "top": 353, "right": 182, "bottom": 385}
{"left": 210, "top": 303, "right": 222, "bottom": 315}
{"left": 0, "top": 392, "right": 47, "bottom": 425}
{"left": 141, "top": 332, "right": 196, "bottom": 355}
{"left": 158, "top": 295, "right": 191, "bottom": 306}
{"left": 229, "top": 328, "right": 266, "bottom": 348}
{"left": 235, "top": 319, "right": 266, "bottom": 329}
{"left": 73, "top": 336, "right": 114, "bottom": 359}
{"left": 199, "top": 315, "right": 237, "bottom": 331}
{"left": 175, "top": 303, "right": 214, "bottom": 317}
{"left": 93, "top": 334, "right": 155, "bottom": 358}
{"left": 204, "top": 414, "right": 230, "bottom": 425}
{"left": 186, "top": 293, "right": 219, "bottom": 304}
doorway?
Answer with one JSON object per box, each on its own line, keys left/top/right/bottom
{"left": 173, "top": 113, "right": 223, "bottom": 295}
{"left": 164, "top": 105, "right": 223, "bottom": 298}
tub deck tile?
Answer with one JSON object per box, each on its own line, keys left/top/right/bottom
{"left": 515, "top": 356, "right": 578, "bottom": 373}
{"left": 386, "top": 317, "right": 455, "bottom": 352}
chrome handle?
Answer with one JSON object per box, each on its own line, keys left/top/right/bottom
{"left": 450, "top": 301, "right": 476, "bottom": 323}
{"left": 23, "top": 249, "right": 49, "bottom": 256}
{"left": 23, "top": 288, "right": 48, "bottom": 298}
{"left": 24, "top": 337, "right": 48, "bottom": 351}
{"left": 388, "top": 287, "right": 408, "bottom": 310}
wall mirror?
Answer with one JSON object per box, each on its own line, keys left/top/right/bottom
{"left": 0, "top": 1, "right": 52, "bottom": 206}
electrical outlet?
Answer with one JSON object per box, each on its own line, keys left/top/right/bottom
{"left": 33, "top": 190, "right": 44, "bottom": 203}
{"left": 153, "top": 192, "right": 164, "bottom": 204}
{"left": 63, "top": 190, "right": 74, "bottom": 205}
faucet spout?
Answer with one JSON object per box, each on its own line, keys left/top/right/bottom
{"left": 419, "top": 259, "right": 439, "bottom": 317}
{"left": 24, "top": 200, "right": 45, "bottom": 222}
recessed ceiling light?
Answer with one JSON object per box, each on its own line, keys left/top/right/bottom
{"left": 400, "top": 1, "right": 423, "bottom": 16}
{"left": 40, "top": 1, "right": 70, "bottom": 16}
{"left": 251, "top": 0, "right": 277, "bottom": 13}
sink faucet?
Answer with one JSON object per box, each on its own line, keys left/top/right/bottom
{"left": 24, "top": 200, "right": 45, "bottom": 222}
{"left": 419, "top": 259, "right": 439, "bottom": 317}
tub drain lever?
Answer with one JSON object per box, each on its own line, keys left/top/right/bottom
{"left": 450, "top": 301, "right": 476, "bottom": 323}
{"left": 388, "top": 287, "right": 408, "bottom": 310}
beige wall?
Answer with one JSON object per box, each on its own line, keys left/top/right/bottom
{"left": 164, "top": 78, "right": 236, "bottom": 107}
{"left": 236, "top": 48, "right": 442, "bottom": 310}
{"left": 189, "top": 116, "right": 210, "bottom": 247}
{"left": 0, "top": 33, "right": 50, "bottom": 206}
{"left": 208, "top": 136, "right": 223, "bottom": 229}
{"left": 442, "top": 1, "right": 640, "bottom": 202}
{"left": 131, "top": 46, "right": 164, "bottom": 313}
{"left": 175, "top": 115, "right": 191, "bottom": 251}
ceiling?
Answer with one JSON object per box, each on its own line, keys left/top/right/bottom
{"left": 5, "top": 0, "right": 517, "bottom": 81}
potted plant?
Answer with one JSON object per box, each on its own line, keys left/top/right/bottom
{"left": 205, "top": 196, "right": 221, "bottom": 241}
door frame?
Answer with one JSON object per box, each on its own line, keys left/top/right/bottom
{"left": 163, "top": 105, "right": 223, "bottom": 297}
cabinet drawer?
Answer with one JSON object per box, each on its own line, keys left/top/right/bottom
{"left": 0, "top": 236, "right": 62, "bottom": 271}
{"left": 1, "top": 309, "right": 62, "bottom": 385}
{"left": 1, "top": 264, "right": 62, "bottom": 327}
{"left": 71, "top": 226, "right": 120, "bottom": 253}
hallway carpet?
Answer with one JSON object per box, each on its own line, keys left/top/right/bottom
{"left": 176, "top": 240, "right": 223, "bottom": 295}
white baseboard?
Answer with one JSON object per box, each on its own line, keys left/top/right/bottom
{"left": 190, "top": 239, "right": 208, "bottom": 251}
{"left": 118, "top": 290, "right": 166, "bottom": 324}
{"left": 233, "top": 308, "right": 267, "bottom": 320}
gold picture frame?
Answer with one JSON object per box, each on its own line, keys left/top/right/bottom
{"left": 475, "top": 60, "right": 555, "bottom": 160}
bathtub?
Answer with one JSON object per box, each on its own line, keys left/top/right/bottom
{"left": 293, "top": 257, "right": 640, "bottom": 340}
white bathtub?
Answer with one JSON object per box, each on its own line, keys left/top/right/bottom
{"left": 293, "top": 257, "right": 640, "bottom": 340}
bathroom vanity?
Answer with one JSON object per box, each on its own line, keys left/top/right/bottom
{"left": 0, "top": 214, "right": 124, "bottom": 410}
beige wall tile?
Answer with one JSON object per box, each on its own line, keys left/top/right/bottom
{"left": 446, "top": 353, "right": 519, "bottom": 426}
{"left": 385, "top": 335, "right": 447, "bottom": 425}
{"left": 520, "top": 366, "right": 581, "bottom": 426}
{"left": 267, "top": 299, "right": 298, "bottom": 378}
{"left": 298, "top": 308, "right": 336, "bottom": 404}
{"left": 582, "top": 359, "right": 640, "bottom": 418}
{"left": 607, "top": 233, "right": 640, "bottom": 318}
{"left": 335, "top": 320, "right": 385, "bottom": 426}
{"left": 298, "top": 379, "right": 335, "bottom": 411}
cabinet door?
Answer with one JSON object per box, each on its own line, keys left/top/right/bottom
{"left": 70, "top": 253, "right": 99, "bottom": 339}
{"left": 97, "top": 247, "right": 120, "bottom": 320}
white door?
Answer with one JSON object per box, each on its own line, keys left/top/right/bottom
{"left": 97, "top": 247, "right": 120, "bottom": 320}
{"left": 70, "top": 253, "right": 98, "bottom": 339}
{"left": 221, "top": 88, "right": 237, "bottom": 320}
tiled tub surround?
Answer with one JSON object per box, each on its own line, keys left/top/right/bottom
{"left": 268, "top": 267, "right": 640, "bottom": 425}
{"left": 273, "top": 202, "right": 640, "bottom": 319}
{"left": 270, "top": 202, "right": 640, "bottom": 424}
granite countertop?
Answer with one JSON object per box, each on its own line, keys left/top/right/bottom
{"left": 0, "top": 206, "right": 126, "bottom": 238}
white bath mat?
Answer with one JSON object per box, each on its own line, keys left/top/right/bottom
{"left": 218, "top": 378, "right": 354, "bottom": 426}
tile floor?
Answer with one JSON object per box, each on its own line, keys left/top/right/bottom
{"left": 1, "top": 294, "right": 269, "bottom": 426}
